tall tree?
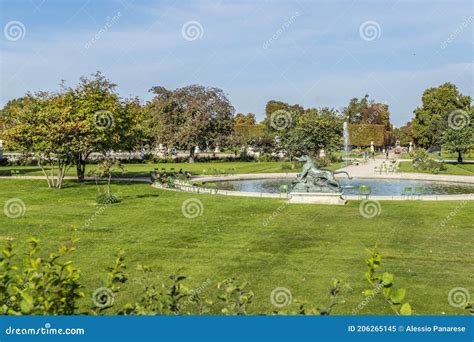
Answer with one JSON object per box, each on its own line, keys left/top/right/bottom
{"left": 394, "top": 122, "right": 414, "bottom": 146}
{"left": 441, "top": 108, "right": 473, "bottom": 163}
{"left": 145, "top": 85, "right": 234, "bottom": 162}
{"left": 263, "top": 100, "right": 304, "bottom": 132}
{"left": 234, "top": 113, "right": 256, "bottom": 125}
{"left": 412, "top": 82, "right": 471, "bottom": 148}
{"left": 343, "top": 95, "right": 393, "bottom": 145}
{"left": 281, "top": 107, "right": 344, "bottom": 158}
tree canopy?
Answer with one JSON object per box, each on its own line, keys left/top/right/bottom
{"left": 145, "top": 84, "right": 235, "bottom": 161}
{"left": 1, "top": 72, "right": 143, "bottom": 183}
{"left": 412, "top": 82, "right": 471, "bottom": 149}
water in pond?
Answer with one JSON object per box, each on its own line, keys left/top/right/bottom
{"left": 214, "top": 178, "right": 474, "bottom": 196}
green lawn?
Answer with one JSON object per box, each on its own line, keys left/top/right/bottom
{"left": 0, "top": 161, "right": 344, "bottom": 178}
{"left": 398, "top": 161, "right": 474, "bottom": 176}
{"left": 0, "top": 179, "right": 472, "bottom": 315}
{"left": 400, "top": 151, "right": 474, "bottom": 160}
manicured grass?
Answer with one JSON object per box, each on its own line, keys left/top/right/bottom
{"left": 398, "top": 161, "right": 474, "bottom": 176}
{"left": 0, "top": 179, "right": 472, "bottom": 315}
{"left": 400, "top": 151, "right": 474, "bottom": 160}
{"left": 0, "top": 161, "right": 344, "bottom": 178}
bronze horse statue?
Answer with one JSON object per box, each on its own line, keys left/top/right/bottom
{"left": 291, "top": 155, "right": 352, "bottom": 193}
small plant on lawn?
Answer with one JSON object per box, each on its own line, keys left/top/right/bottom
{"left": 364, "top": 245, "right": 412, "bottom": 315}
{"left": 91, "top": 250, "right": 127, "bottom": 314}
{"left": 89, "top": 158, "right": 124, "bottom": 204}
{"left": 275, "top": 279, "right": 350, "bottom": 316}
{"left": 119, "top": 266, "right": 191, "bottom": 315}
{"left": 217, "top": 278, "right": 254, "bottom": 315}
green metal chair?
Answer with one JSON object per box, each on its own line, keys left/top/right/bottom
{"left": 414, "top": 186, "right": 424, "bottom": 199}
{"left": 401, "top": 187, "right": 413, "bottom": 199}
{"left": 358, "top": 185, "right": 371, "bottom": 199}
{"left": 204, "top": 182, "right": 218, "bottom": 194}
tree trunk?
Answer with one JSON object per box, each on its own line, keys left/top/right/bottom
{"left": 37, "top": 158, "right": 52, "bottom": 188}
{"left": 189, "top": 146, "right": 195, "bottom": 163}
{"left": 457, "top": 150, "right": 463, "bottom": 164}
{"left": 76, "top": 154, "right": 86, "bottom": 181}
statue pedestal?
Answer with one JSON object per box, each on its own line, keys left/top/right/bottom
{"left": 288, "top": 192, "right": 346, "bottom": 205}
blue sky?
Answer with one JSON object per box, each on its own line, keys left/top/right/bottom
{"left": 1, "top": 0, "right": 472, "bottom": 126}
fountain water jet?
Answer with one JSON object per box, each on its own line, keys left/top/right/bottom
{"left": 343, "top": 122, "right": 349, "bottom": 166}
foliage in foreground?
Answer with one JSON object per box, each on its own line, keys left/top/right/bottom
{"left": 6, "top": 238, "right": 471, "bottom": 316}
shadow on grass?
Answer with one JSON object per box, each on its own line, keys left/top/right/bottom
{"left": 123, "top": 194, "right": 161, "bottom": 200}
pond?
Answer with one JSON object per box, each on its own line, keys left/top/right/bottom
{"left": 213, "top": 178, "right": 474, "bottom": 196}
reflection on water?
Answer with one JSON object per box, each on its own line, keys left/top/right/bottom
{"left": 214, "top": 178, "right": 474, "bottom": 195}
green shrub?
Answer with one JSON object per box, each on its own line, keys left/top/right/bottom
{"left": 0, "top": 238, "right": 83, "bottom": 315}
{"left": 411, "top": 149, "right": 446, "bottom": 174}
{"left": 96, "top": 193, "right": 121, "bottom": 205}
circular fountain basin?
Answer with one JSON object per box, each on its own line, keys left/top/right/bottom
{"left": 212, "top": 178, "right": 474, "bottom": 196}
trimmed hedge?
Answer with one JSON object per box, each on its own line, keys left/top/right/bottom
{"left": 349, "top": 124, "right": 385, "bottom": 146}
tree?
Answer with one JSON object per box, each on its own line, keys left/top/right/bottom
{"left": 234, "top": 113, "right": 256, "bottom": 125}
{"left": 1, "top": 92, "right": 77, "bottom": 188}
{"left": 394, "top": 122, "right": 413, "bottom": 146}
{"left": 412, "top": 82, "right": 471, "bottom": 148}
{"left": 263, "top": 100, "right": 304, "bottom": 133}
{"left": 145, "top": 85, "right": 235, "bottom": 162}
{"left": 441, "top": 108, "right": 473, "bottom": 163}
{"left": 281, "top": 107, "right": 344, "bottom": 158}
{"left": 343, "top": 95, "right": 393, "bottom": 146}
{"left": 66, "top": 72, "right": 140, "bottom": 180}
{"left": 1, "top": 72, "right": 142, "bottom": 183}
